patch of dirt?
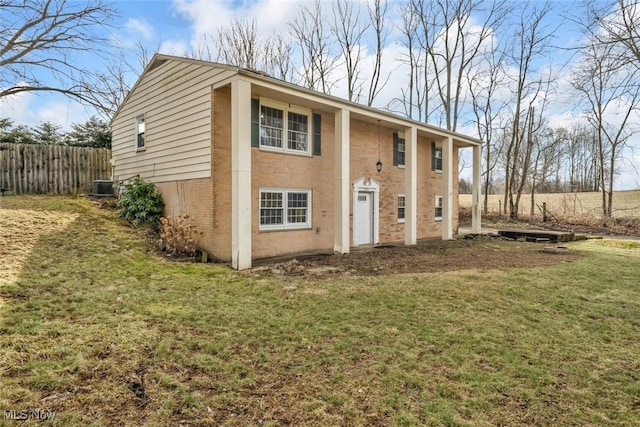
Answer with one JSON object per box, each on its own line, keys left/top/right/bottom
{"left": 89, "top": 196, "right": 119, "bottom": 211}
{"left": 248, "top": 235, "right": 582, "bottom": 277}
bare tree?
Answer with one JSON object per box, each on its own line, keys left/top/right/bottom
{"left": 290, "top": 0, "right": 338, "bottom": 94}
{"left": 263, "top": 32, "right": 295, "bottom": 81}
{"left": 466, "top": 39, "right": 508, "bottom": 214}
{"left": 214, "top": 19, "right": 262, "bottom": 70}
{"left": 511, "top": 88, "right": 553, "bottom": 219}
{"left": 502, "top": 1, "right": 556, "bottom": 219}
{"left": 528, "top": 122, "right": 559, "bottom": 216}
{"left": 77, "top": 41, "right": 156, "bottom": 121}
{"left": 330, "top": 0, "right": 366, "bottom": 102}
{"left": 388, "top": 2, "right": 420, "bottom": 118}
{"left": 565, "top": 124, "right": 600, "bottom": 192}
{"left": 572, "top": 37, "right": 640, "bottom": 218}
{"left": 0, "top": 0, "right": 115, "bottom": 102}
{"left": 366, "top": 0, "right": 389, "bottom": 106}
{"left": 413, "top": 0, "right": 511, "bottom": 131}
{"left": 585, "top": 0, "right": 640, "bottom": 68}
{"left": 189, "top": 19, "right": 294, "bottom": 82}
{"left": 79, "top": 59, "right": 133, "bottom": 121}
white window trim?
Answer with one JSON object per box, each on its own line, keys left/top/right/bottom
{"left": 259, "top": 98, "right": 312, "bottom": 156}
{"left": 434, "top": 142, "right": 443, "bottom": 173}
{"left": 435, "top": 195, "right": 443, "bottom": 221}
{"left": 398, "top": 193, "right": 406, "bottom": 223}
{"left": 135, "top": 114, "right": 145, "bottom": 152}
{"left": 259, "top": 188, "right": 312, "bottom": 231}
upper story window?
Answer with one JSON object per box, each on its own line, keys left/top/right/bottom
{"left": 259, "top": 100, "right": 310, "bottom": 155}
{"left": 287, "top": 111, "right": 309, "bottom": 152}
{"left": 393, "top": 131, "right": 405, "bottom": 167}
{"left": 260, "top": 106, "right": 283, "bottom": 148}
{"left": 432, "top": 142, "right": 443, "bottom": 172}
{"left": 135, "top": 115, "right": 145, "bottom": 151}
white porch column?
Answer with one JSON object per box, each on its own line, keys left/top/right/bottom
{"left": 442, "top": 136, "right": 454, "bottom": 240}
{"left": 334, "top": 109, "right": 350, "bottom": 253}
{"left": 231, "top": 79, "right": 252, "bottom": 270}
{"left": 471, "top": 144, "right": 482, "bottom": 233}
{"left": 404, "top": 126, "right": 417, "bottom": 245}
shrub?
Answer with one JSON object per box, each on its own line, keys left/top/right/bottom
{"left": 158, "top": 214, "right": 201, "bottom": 257}
{"left": 117, "top": 177, "right": 164, "bottom": 227}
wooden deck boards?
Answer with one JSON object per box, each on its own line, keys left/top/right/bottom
{"left": 498, "top": 229, "right": 584, "bottom": 243}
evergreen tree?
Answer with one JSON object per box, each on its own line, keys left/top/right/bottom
{"left": 67, "top": 116, "right": 111, "bottom": 148}
{"left": 32, "top": 122, "right": 63, "bottom": 145}
{"left": 0, "top": 120, "right": 36, "bottom": 144}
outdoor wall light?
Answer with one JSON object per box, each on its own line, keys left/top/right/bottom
{"left": 376, "top": 160, "right": 383, "bottom": 173}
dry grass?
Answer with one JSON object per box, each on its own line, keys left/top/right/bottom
{"left": 460, "top": 190, "right": 640, "bottom": 220}
{"left": 1, "top": 196, "right": 640, "bottom": 426}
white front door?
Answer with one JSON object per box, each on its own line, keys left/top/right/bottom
{"left": 354, "top": 191, "right": 373, "bottom": 246}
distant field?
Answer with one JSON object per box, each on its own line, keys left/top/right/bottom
{"left": 460, "top": 190, "right": 640, "bottom": 219}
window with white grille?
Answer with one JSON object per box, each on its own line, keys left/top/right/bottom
{"left": 135, "top": 115, "right": 145, "bottom": 150}
{"left": 260, "top": 189, "right": 311, "bottom": 230}
{"left": 259, "top": 100, "right": 310, "bottom": 155}
{"left": 398, "top": 194, "right": 405, "bottom": 223}
{"left": 435, "top": 195, "right": 443, "bottom": 220}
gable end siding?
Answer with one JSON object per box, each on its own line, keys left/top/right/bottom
{"left": 111, "top": 60, "right": 235, "bottom": 183}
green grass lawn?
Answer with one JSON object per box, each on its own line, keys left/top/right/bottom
{"left": 1, "top": 196, "right": 639, "bottom": 426}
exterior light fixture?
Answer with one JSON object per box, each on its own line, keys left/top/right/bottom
{"left": 376, "top": 120, "right": 382, "bottom": 173}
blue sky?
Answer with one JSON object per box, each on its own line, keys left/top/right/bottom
{"left": 1, "top": 0, "right": 639, "bottom": 190}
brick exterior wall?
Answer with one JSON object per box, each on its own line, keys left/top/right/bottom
{"left": 349, "top": 120, "right": 460, "bottom": 244}
{"left": 155, "top": 177, "right": 215, "bottom": 255}
{"left": 155, "top": 85, "right": 461, "bottom": 262}
{"left": 250, "top": 116, "right": 461, "bottom": 258}
{"left": 350, "top": 120, "right": 400, "bottom": 243}
{"left": 251, "top": 112, "right": 336, "bottom": 259}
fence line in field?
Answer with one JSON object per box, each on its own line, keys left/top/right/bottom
{"left": 0, "top": 143, "right": 111, "bottom": 195}
{"left": 460, "top": 191, "right": 640, "bottom": 219}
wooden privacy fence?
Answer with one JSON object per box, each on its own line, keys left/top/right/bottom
{"left": 0, "top": 144, "right": 111, "bottom": 195}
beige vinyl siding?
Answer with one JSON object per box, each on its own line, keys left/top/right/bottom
{"left": 111, "top": 59, "right": 235, "bottom": 183}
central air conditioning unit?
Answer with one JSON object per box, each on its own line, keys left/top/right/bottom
{"left": 92, "top": 180, "right": 114, "bottom": 197}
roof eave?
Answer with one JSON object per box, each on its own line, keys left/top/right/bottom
{"left": 235, "top": 69, "right": 482, "bottom": 147}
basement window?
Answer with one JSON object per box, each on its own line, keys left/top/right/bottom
{"left": 259, "top": 188, "right": 312, "bottom": 230}
{"left": 435, "top": 195, "right": 443, "bottom": 220}
{"left": 398, "top": 194, "right": 405, "bottom": 223}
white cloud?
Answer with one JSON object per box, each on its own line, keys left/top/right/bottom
{"left": 173, "top": 0, "right": 301, "bottom": 34}
{"left": 159, "top": 39, "right": 189, "bottom": 56}
{"left": 125, "top": 18, "right": 155, "bottom": 40}
{"left": 0, "top": 91, "right": 88, "bottom": 131}
{"left": 0, "top": 91, "right": 36, "bottom": 125}
{"left": 171, "top": 0, "right": 307, "bottom": 55}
